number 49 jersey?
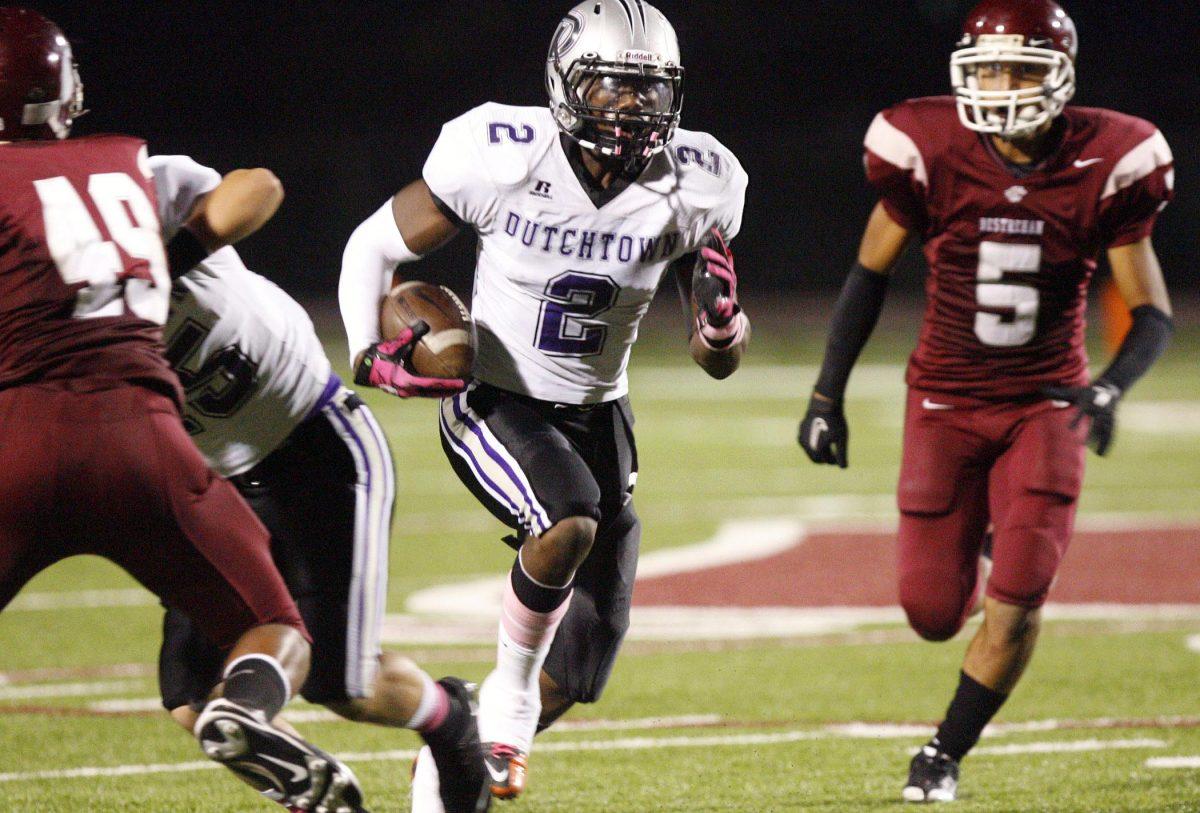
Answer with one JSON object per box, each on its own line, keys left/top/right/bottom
{"left": 424, "top": 102, "right": 747, "bottom": 404}
{"left": 0, "top": 136, "right": 177, "bottom": 400}
{"left": 865, "top": 97, "right": 1174, "bottom": 400}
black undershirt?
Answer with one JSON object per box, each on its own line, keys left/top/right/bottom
{"left": 559, "top": 134, "right": 647, "bottom": 208}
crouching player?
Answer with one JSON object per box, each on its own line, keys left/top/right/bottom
{"left": 150, "top": 155, "right": 490, "bottom": 813}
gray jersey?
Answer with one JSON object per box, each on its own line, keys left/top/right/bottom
{"left": 151, "top": 155, "right": 333, "bottom": 476}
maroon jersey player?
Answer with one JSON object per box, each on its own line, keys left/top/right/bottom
{"left": 798, "top": 0, "right": 1173, "bottom": 803}
{"left": 0, "top": 9, "right": 367, "bottom": 810}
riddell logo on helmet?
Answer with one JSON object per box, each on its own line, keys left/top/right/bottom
{"left": 976, "top": 34, "right": 1025, "bottom": 48}
{"left": 619, "top": 49, "right": 661, "bottom": 65}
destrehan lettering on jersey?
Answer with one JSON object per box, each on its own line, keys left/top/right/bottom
{"left": 423, "top": 102, "right": 747, "bottom": 404}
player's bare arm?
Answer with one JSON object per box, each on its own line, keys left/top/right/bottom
{"left": 1043, "top": 236, "right": 1174, "bottom": 455}
{"left": 169, "top": 168, "right": 283, "bottom": 278}
{"left": 797, "top": 202, "right": 911, "bottom": 467}
{"left": 673, "top": 231, "right": 750, "bottom": 380}
{"left": 338, "top": 179, "right": 465, "bottom": 398}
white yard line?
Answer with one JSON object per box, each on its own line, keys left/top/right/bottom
{"left": 383, "top": 603, "right": 1200, "bottom": 647}
{"left": 971, "top": 738, "right": 1166, "bottom": 756}
{"left": 1147, "top": 756, "right": 1200, "bottom": 769}
{"left": 0, "top": 722, "right": 1176, "bottom": 784}
{"left": 0, "top": 680, "right": 146, "bottom": 701}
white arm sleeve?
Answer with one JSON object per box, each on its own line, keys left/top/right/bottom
{"left": 148, "top": 154, "right": 222, "bottom": 241}
{"left": 338, "top": 199, "right": 420, "bottom": 365}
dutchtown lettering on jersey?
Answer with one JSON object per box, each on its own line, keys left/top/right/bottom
{"left": 503, "top": 211, "right": 680, "bottom": 263}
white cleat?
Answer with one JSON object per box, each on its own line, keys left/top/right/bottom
{"left": 411, "top": 745, "right": 447, "bottom": 813}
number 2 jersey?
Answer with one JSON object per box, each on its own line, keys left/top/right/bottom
{"left": 865, "top": 97, "right": 1174, "bottom": 400}
{"left": 0, "top": 136, "right": 178, "bottom": 400}
{"left": 424, "top": 103, "right": 747, "bottom": 404}
{"left": 151, "top": 155, "right": 333, "bottom": 476}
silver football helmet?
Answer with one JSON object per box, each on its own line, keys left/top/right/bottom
{"left": 545, "top": 0, "right": 684, "bottom": 162}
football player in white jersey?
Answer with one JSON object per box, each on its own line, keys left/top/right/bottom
{"left": 151, "top": 155, "right": 490, "bottom": 813}
{"left": 339, "top": 1, "right": 749, "bottom": 804}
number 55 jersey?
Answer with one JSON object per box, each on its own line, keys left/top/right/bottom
{"left": 424, "top": 102, "right": 747, "bottom": 404}
{"left": 864, "top": 97, "right": 1173, "bottom": 400}
{"left": 150, "top": 154, "right": 334, "bottom": 476}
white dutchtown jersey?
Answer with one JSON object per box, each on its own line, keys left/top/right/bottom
{"left": 423, "top": 103, "right": 747, "bottom": 404}
{"left": 150, "top": 155, "right": 333, "bottom": 476}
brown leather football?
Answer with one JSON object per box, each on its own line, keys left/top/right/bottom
{"left": 379, "top": 281, "right": 474, "bottom": 379}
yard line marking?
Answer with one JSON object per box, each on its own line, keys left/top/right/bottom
{"left": 1147, "top": 756, "right": 1200, "bottom": 769}
{"left": 0, "top": 760, "right": 221, "bottom": 782}
{"left": 80, "top": 694, "right": 724, "bottom": 734}
{"left": 554, "top": 713, "right": 723, "bottom": 732}
{"left": 971, "top": 738, "right": 1166, "bottom": 756}
{"left": 0, "top": 725, "right": 1178, "bottom": 783}
{"left": 1186, "top": 634, "right": 1200, "bottom": 653}
{"left": 1124, "top": 402, "right": 1200, "bottom": 435}
{"left": 0, "top": 680, "right": 145, "bottom": 701}
{"left": 384, "top": 602, "right": 1200, "bottom": 646}
{"left": 87, "top": 698, "right": 164, "bottom": 713}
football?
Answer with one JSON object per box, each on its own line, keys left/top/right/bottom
{"left": 379, "top": 280, "right": 474, "bottom": 379}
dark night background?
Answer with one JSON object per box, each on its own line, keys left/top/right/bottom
{"left": 32, "top": 1, "right": 1200, "bottom": 300}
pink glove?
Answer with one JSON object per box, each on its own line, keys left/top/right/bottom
{"left": 692, "top": 228, "right": 744, "bottom": 348}
{"left": 692, "top": 227, "right": 738, "bottom": 326}
{"left": 354, "top": 324, "right": 466, "bottom": 398}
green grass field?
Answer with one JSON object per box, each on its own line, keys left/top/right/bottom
{"left": 1, "top": 297, "right": 1198, "bottom": 811}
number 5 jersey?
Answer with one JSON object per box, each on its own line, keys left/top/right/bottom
{"left": 865, "top": 96, "right": 1174, "bottom": 400}
{"left": 423, "top": 102, "right": 747, "bottom": 404}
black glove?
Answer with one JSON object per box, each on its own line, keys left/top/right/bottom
{"left": 798, "top": 394, "right": 849, "bottom": 468}
{"left": 1041, "top": 381, "right": 1121, "bottom": 457}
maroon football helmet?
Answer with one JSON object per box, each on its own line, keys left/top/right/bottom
{"left": 0, "top": 7, "right": 84, "bottom": 140}
{"left": 951, "top": 0, "right": 1077, "bottom": 138}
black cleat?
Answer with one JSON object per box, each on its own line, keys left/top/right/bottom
{"left": 903, "top": 744, "right": 959, "bottom": 803}
{"left": 420, "top": 678, "right": 491, "bottom": 812}
{"left": 195, "top": 698, "right": 367, "bottom": 812}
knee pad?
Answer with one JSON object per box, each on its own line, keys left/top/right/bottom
{"left": 987, "top": 490, "right": 1075, "bottom": 609}
{"left": 899, "top": 568, "right": 973, "bottom": 642}
{"left": 543, "top": 504, "right": 640, "bottom": 704}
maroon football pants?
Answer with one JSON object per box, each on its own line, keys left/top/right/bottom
{"left": 896, "top": 388, "right": 1086, "bottom": 641}
{"left": 0, "top": 381, "right": 306, "bottom": 649}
